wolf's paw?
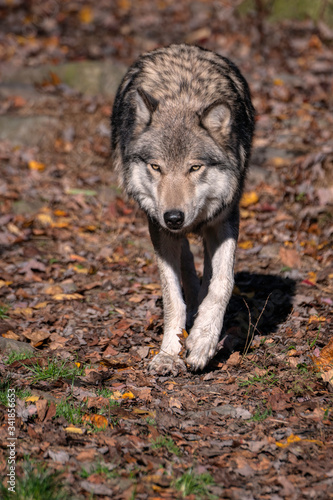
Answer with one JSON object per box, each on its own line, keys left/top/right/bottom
{"left": 185, "top": 331, "right": 217, "bottom": 371}
{"left": 148, "top": 352, "right": 186, "bottom": 376}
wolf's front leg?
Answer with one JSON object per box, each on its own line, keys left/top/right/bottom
{"left": 186, "top": 215, "right": 238, "bottom": 371}
{"left": 148, "top": 221, "right": 186, "bottom": 375}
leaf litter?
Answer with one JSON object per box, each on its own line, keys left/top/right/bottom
{"left": 0, "top": 1, "right": 332, "bottom": 499}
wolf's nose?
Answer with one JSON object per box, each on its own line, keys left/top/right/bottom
{"left": 164, "top": 210, "right": 185, "bottom": 230}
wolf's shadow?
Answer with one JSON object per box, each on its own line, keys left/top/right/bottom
{"left": 210, "top": 272, "right": 296, "bottom": 367}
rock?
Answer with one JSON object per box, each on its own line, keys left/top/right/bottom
{"left": 0, "top": 337, "right": 34, "bottom": 355}
{"left": 0, "top": 83, "right": 57, "bottom": 104}
{"left": 2, "top": 60, "right": 127, "bottom": 97}
{"left": 259, "top": 243, "right": 281, "bottom": 260}
{"left": 0, "top": 115, "right": 60, "bottom": 146}
{"left": 80, "top": 480, "right": 113, "bottom": 497}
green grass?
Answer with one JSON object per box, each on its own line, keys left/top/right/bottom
{"left": 297, "top": 362, "right": 310, "bottom": 373}
{"left": 26, "top": 357, "right": 84, "bottom": 382}
{"left": 295, "top": 191, "right": 306, "bottom": 202}
{"left": 151, "top": 436, "right": 182, "bottom": 456}
{"left": 80, "top": 461, "right": 119, "bottom": 479}
{"left": 250, "top": 405, "right": 272, "bottom": 422}
{"left": 0, "top": 377, "right": 31, "bottom": 406}
{"left": 146, "top": 416, "right": 157, "bottom": 426}
{"left": 308, "top": 324, "right": 321, "bottom": 349}
{"left": 238, "top": 370, "right": 279, "bottom": 388}
{"left": 0, "top": 460, "right": 70, "bottom": 500}
{"left": 0, "top": 304, "right": 9, "bottom": 319}
{"left": 5, "top": 351, "right": 35, "bottom": 365}
{"left": 95, "top": 387, "right": 113, "bottom": 398}
{"left": 55, "top": 398, "right": 86, "bottom": 425}
{"left": 173, "top": 469, "right": 217, "bottom": 499}
{"left": 95, "top": 387, "right": 119, "bottom": 404}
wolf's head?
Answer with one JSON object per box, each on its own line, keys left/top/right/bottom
{"left": 118, "top": 88, "right": 246, "bottom": 233}
{"left": 111, "top": 45, "right": 255, "bottom": 233}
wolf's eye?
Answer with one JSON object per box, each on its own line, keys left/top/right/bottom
{"left": 189, "top": 165, "right": 202, "bottom": 172}
{"left": 149, "top": 164, "right": 161, "bottom": 172}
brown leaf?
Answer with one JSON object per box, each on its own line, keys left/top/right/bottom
{"left": 169, "top": 397, "right": 182, "bottom": 409}
{"left": 267, "top": 389, "right": 292, "bottom": 411}
{"left": 22, "top": 329, "right": 50, "bottom": 344}
{"left": 226, "top": 351, "right": 242, "bottom": 366}
{"left": 36, "top": 399, "right": 48, "bottom": 421}
{"left": 103, "top": 344, "right": 119, "bottom": 357}
{"left": 132, "top": 387, "right": 151, "bottom": 402}
{"left": 86, "top": 396, "right": 110, "bottom": 409}
{"left": 45, "top": 401, "right": 56, "bottom": 421}
{"left": 76, "top": 448, "right": 96, "bottom": 461}
{"left": 279, "top": 247, "right": 301, "bottom": 269}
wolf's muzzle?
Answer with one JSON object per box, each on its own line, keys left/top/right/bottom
{"left": 164, "top": 210, "right": 185, "bottom": 230}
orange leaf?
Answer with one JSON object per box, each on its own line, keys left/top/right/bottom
{"left": 182, "top": 329, "right": 188, "bottom": 339}
{"left": 122, "top": 391, "right": 135, "bottom": 400}
{"left": 79, "top": 6, "right": 93, "bottom": 23}
{"left": 82, "top": 414, "right": 108, "bottom": 429}
{"left": 28, "top": 160, "right": 45, "bottom": 172}
{"left": 69, "top": 254, "right": 87, "bottom": 262}
{"left": 238, "top": 240, "right": 253, "bottom": 250}
{"left": 311, "top": 337, "right": 333, "bottom": 372}
{"left": 240, "top": 191, "right": 259, "bottom": 208}
{"left": 276, "top": 433, "right": 323, "bottom": 448}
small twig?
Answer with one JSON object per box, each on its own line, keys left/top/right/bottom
{"left": 242, "top": 298, "right": 253, "bottom": 360}
{"left": 242, "top": 293, "right": 272, "bottom": 359}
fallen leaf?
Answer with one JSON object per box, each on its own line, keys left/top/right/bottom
{"left": 240, "top": 191, "right": 259, "bottom": 208}
{"left": 28, "top": 160, "right": 45, "bottom": 172}
{"left": 82, "top": 414, "right": 108, "bottom": 429}
{"left": 45, "top": 401, "right": 56, "bottom": 421}
{"left": 128, "top": 294, "right": 145, "bottom": 303}
{"left": 53, "top": 293, "right": 84, "bottom": 301}
{"left": 79, "top": 6, "right": 93, "bottom": 24}
{"left": 276, "top": 433, "right": 323, "bottom": 448}
{"left": 226, "top": 351, "right": 241, "bottom": 366}
{"left": 22, "top": 330, "right": 50, "bottom": 344}
{"left": 308, "top": 315, "right": 326, "bottom": 324}
{"left": 0, "top": 280, "right": 12, "bottom": 288}
{"left": 2, "top": 331, "right": 20, "bottom": 340}
{"left": 12, "top": 307, "right": 33, "bottom": 317}
{"left": 169, "top": 397, "right": 182, "bottom": 409}
{"left": 35, "top": 213, "right": 53, "bottom": 226}
{"left": 311, "top": 337, "right": 333, "bottom": 372}
{"left": 122, "top": 391, "right": 135, "bottom": 399}
{"left": 45, "top": 285, "right": 63, "bottom": 295}
{"left": 64, "top": 426, "right": 84, "bottom": 434}
{"left": 321, "top": 369, "right": 333, "bottom": 389}
{"left": 239, "top": 240, "right": 254, "bottom": 250}
{"left": 76, "top": 448, "right": 96, "bottom": 461}
{"left": 36, "top": 399, "right": 48, "bottom": 421}
{"left": 26, "top": 395, "right": 40, "bottom": 403}
{"left": 279, "top": 247, "right": 301, "bottom": 268}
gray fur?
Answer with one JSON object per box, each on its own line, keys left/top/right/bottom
{"left": 111, "top": 44, "right": 255, "bottom": 374}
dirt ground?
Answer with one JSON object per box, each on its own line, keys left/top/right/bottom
{"left": 0, "top": 1, "right": 332, "bottom": 499}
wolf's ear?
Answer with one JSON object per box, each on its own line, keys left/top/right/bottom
{"left": 201, "top": 102, "right": 231, "bottom": 136}
{"left": 135, "top": 88, "right": 159, "bottom": 125}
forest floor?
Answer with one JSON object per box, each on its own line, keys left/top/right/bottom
{"left": 0, "top": 1, "right": 332, "bottom": 499}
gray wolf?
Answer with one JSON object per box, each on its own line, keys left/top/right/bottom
{"left": 111, "top": 44, "right": 255, "bottom": 375}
